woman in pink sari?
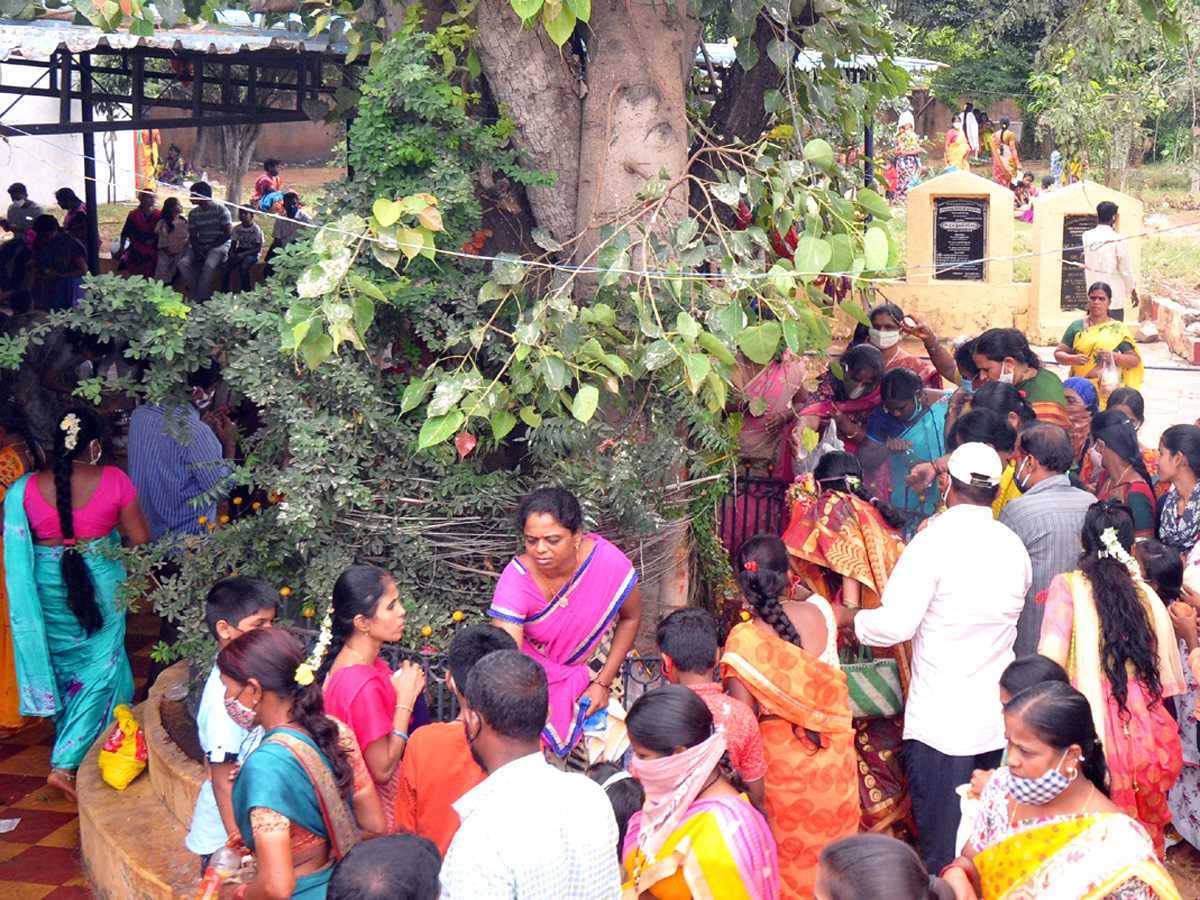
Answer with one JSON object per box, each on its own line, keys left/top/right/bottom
{"left": 489, "top": 487, "right": 642, "bottom": 759}
{"left": 318, "top": 564, "right": 427, "bottom": 832}
{"left": 113, "top": 191, "right": 160, "bottom": 277}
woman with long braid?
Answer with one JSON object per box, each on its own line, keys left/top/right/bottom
{"left": 1039, "top": 499, "right": 1184, "bottom": 856}
{"left": 3, "top": 407, "right": 149, "bottom": 798}
{"left": 722, "top": 534, "right": 858, "bottom": 899}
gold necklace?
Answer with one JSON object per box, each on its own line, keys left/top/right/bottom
{"left": 343, "top": 643, "right": 375, "bottom": 667}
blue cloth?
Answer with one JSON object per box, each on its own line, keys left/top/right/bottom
{"left": 186, "top": 666, "right": 262, "bottom": 855}
{"left": 3, "top": 473, "right": 133, "bottom": 768}
{"left": 1062, "top": 377, "right": 1099, "bottom": 414}
{"left": 868, "top": 399, "right": 949, "bottom": 518}
{"left": 127, "top": 405, "right": 233, "bottom": 543}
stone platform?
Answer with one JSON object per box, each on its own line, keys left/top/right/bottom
{"left": 76, "top": 661, "right": 201, "bottom": 900}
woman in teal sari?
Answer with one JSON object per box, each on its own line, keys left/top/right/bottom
{"left": 3, "top": 407, "right": 148, "bottom": 799}
{"left": 218, "top": 627, "right": 384, "bottom": 900}
{"left": 859, "top": 368, "right": 949, "bottom": 538}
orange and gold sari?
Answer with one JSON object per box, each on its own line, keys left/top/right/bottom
{"left": 782, "top": 490, "right": 914, "bottom": 835}
{"left": 976, "top": 813, "right": 1180, "bottom": 899}
{"left": 721, "top": 623, "right": 858, "bottom": 900}
{"left": 0, "top": 445, "right": 32, "bottom": 731}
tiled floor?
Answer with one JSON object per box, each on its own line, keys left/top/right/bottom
{"left": 0, "top": 608, "right": 160, "bottom": 900}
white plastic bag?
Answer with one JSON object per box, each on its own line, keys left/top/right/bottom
{"left": 955, "top": 783, "right": 981, "bottom": 855}
{"left": 794, "top": 419, "right": 845, "bottom": 477}
{"left": 1098, "top": 356, "right": 1120, "bottom": 396}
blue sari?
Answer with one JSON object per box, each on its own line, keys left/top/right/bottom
{"left": 867, "top": 399, "right": 949, "bottom": 536}
{"left": 233, "top": 727, "right": 360, "bottom": 900}
{"left": 3, "top": 473, "right": 133, "bottom": 768}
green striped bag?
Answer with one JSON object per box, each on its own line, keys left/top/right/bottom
{"left": 840, "top": 646, "right": 903, "bottom": 719}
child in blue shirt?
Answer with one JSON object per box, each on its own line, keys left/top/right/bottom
{"left": 185, "top": 576, "right": 278, "bottom": 870}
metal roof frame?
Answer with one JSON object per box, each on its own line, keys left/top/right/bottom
{"left": 0, "top": 18, "right": 361, "bottom": 272}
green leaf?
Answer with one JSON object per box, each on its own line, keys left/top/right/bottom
{"left": 582, "top": 303, "right": 617, "bottom": 328}
{"left": 491, "top": 408, "right": 517, "bottom": 441}
{"left": 863, "top": 226, "right": 889, "bottom": 272}
{"left": 571, "top": 384, "right": 600, "bottom": 422}
{"left": 675, "top": 311, "right": 701, "bottom": 342}
{"left": 737, "top": 322, "right": 782, "bottom": 365}
{"left": 840, "top": 299, "right": 872, "bottom": 328}
{"left": 519, "top": 406, "right": 543, "bottom": 427}
{"left": 684, "top": 353, "right": 711, "bottom": 391}
{"left": 711, "top": 183, "right": 740, "bottom": 207}
{"left": 348, "top": 274, "right": 385, "bottom": 302}
{"left": 856, "top": 188, "right": 892, "bottom": 221}
{"left": 418, "top": 410, "right": 464, "bottom": 449}
{"left": 828, "top": 233, "right": 854, "bottom": 274}
{"left": 697, "top": 332, "right": 737, "bottom": 366}
{"left": 371, "top": 244, "right": 401, "bottom": 269}
{"left": 372, "top": 198, "right": 403, "bottom": 228}
{"left": 292, "top": 319, "right": 311, "bottom": 348}
{"left": 540, "top": 355, "right": 570, "bottom": 391}
{"left": 510, "top": 0, "right": 542, "bottom": 18}
{"left": 563, "top": 0, "right": 590, "bottom": 21}
{"left": 531, "top": 227, "right": 563, "bottom": 252}
{"left": 763, "top": 89, "right": 784, "bottom": 114}
{"left": 718, "top": 302, "right": 747, "bottom": 337}
{"left": 643, "top": 339, "right": 677, "bottom": 371}
{"left": 793, "top": 236, "right": 832, "bottom": 282}
{"left": 542, "top": 4, "right": 577, "bottom": 45}
{"left": 400, "top": 378, "right": 431, "bottom": 414}
{"left": 675, "top": 218, "right": 699, "bottom": 247}
{"left": 802, "top": 138, "right": 835, "bottom": 171}
{"left": 300, "top": 332, "right": 333, "bottom": 370}
{"left": 491, "top": 254, "right": 525, "bottom": 286}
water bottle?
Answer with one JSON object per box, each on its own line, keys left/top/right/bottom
{"left": 194, "top": 845, "right": 241, "bottom": 900}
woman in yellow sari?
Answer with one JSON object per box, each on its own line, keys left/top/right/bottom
{"left": 1053, "top": 282, "right": 1143, "bottom": 409}
{"left": 945, "top": 114, "right": 970, "bottom": 172}
{"left": 782, "top": 453, "right": 915, "bottom": 838}
{"left": 0, "top": 401, "right": 40, "bottom": 731}
{"left": 990, "top": 117, "right": 1020, "bottom": 188}
{"left": 941, "top": 681, "right": 1180, "bottom": 900}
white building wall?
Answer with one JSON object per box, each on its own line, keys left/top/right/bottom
{"left": 0, "top": 61, "right": 137, "bottom": 208}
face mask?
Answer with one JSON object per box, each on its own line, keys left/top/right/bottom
{"left": 1013, "top": 456, "right": 1031, "bottom": 494}
{"left": 999, "top": 361, "right": 1015, "bottom": 386}
{"left": 196, "top": 388, "right": 215, "bottom": 411}
{"left": 847, "top": 381, "right": 867, "bottom": 400}
{"left": 906, "top": 402, "right": 923, "bottom": 423}
{"left": 89, "top": 443, "right": 102, "bottom": 466}
{"left": 869, "top": 328, "right": 901, "bottom": 350}
{"left": 224, "top": 691, "right": 257, "bottom": 730}
{"left": 1008, "top": 750, "right": 1073, "bottom": 805}
{"left": 1088, "top": 444, "right": 1103, "bottom": 468}
{"left": 961, "top": 380, "right": 976, "bottom": 396}
{"left": 464, "top": 714, "right": 487, "bottom": 773}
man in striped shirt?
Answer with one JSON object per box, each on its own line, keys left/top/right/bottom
{"left": 127, "top": 362, "right": 235, "bottom": 544}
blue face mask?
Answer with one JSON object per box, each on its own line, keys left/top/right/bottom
{"left": 906, "top": 402, "right": 923, "bottom": 423}
{"left": 961, "top": 380, "right": 976, "bottom": 396}
{"left": 1008, "top": 750, "right": 1072, "bottom": 805}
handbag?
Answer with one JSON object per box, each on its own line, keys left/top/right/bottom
{"left": 840, "top": 645, "right": 903, "bottom": 719}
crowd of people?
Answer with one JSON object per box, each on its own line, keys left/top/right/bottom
{"left": 0, "top": 166, "right": 313, "bottom": 310}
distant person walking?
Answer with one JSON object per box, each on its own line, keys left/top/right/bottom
{"left": 990, "top": 116, "right": 1020, "bottom": 188}
{"left": 1082, "top": 201, "right": 1137, "bottom": 321}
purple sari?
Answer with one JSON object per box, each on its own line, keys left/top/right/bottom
{"left": 489, "top": 534, "right": 637, "bottom": 756}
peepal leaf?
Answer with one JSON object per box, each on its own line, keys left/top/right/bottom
{"left": 418, "top": 410, "right": 464, "bottom": 449}
{"left": 571, "top": 384, "right": 600, "bottom": 422}
{"left": 737, "top": 322, "right": 782, "bottom": 365}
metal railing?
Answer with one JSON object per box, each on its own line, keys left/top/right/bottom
{"left": 719, "top": 463, "right": 790, "bottom": 554}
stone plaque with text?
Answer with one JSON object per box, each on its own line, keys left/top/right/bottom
{"left": 1061, "top": 213, "right": 1098, "bottom": 311}
{"left": 933, "top": 197, "right": 987, "bottom": 281}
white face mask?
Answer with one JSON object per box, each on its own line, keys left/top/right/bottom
{"left": 1088, "top": 444, "right": 1103, "bottom": 468}
{"left": 999, "top": 361, "right": 1015, "bottom": 386}
{"left": 869, "top": 328, "right": 901, "bottom": 350}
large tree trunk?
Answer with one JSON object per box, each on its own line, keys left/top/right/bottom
{"left": 574, "top": 0, "right": 702, "bottom": 260}
{"left": 474, "top": 0, "right": 584, "bottom": 246}
{"left": 223, "top": 123, "right": 262, "bottom": 204}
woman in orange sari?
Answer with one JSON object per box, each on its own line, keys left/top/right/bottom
{"left": 0, "top": 401, "right": 40, "bottom": 730}
{"left": 782, "top": 452, "right": 914, "bottom": 838}
{"left": 722, "top": 534, "right": 858, "bottom": 900}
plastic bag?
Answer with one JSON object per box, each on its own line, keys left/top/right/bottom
{"left": 794, "top": 419, "right": 845, "bottom": 477}
{"left": 955, "top": 782, "right": 982, "bottom": 853}
{"left": 1098, "top": 356, "right": 1120, "bottom": 397}
{"left": 98, "top": 704, "right": 148, "bottom": 790}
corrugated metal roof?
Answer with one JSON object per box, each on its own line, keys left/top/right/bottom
{"left": 698, "top": 43, "right": 946, "bottom": 73}
{"left": 0, "top": 15, "right": 348, "bottom": 62}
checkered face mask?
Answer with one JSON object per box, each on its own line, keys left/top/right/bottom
{"left": 1008, "top": 750, "right": 1072, "bottom": 805}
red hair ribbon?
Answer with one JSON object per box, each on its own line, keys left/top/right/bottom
{"left": 62, "top": 539, "right": 77, "bottom": 547}
{"left": 744, "top": 560, "right": 758, "bottom": 572}
{"left": 1019, "top": 390, "right": 1027, "bottom": 399}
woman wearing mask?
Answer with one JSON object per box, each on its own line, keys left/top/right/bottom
{"left": 318, "top": 564, "right": 427, "bottom": 832}
{"left": 1106, "top": 388, "right": 1164, "bottom": 497}
{"left": 849, "top": 303, "right": 957, "bottom": 388}
{"left": 972, "top": 328, "right": 1069, "bottom": 428}
{"left": 722, "top": 535, "right": 858, "bottom": 897}
{"left": 218, "top": 627, "right": 385, "bottom": 900}
{"left": 792, "top": 344, "right": 886, "bottom": 458}
{"left": 1063, "top": 377, "right": 1100, "bottom": 479}
{"left": 1090, "top": 411, "right": 1157, "bottom": 538}
{"left": 1157, "top": 425, "right": 1200, "bottom": 556}
{"left": 894, "top": 112, "right": 922, "bottom": 205}
{"left": 622, "top": 685, "right": 779, "bottom": 900}
{"left": 1039, "top": 500, "right": 1184, "bottom": 855}
{"left": 967, "top": 382, "right": 1037, "bottom": 517}
{"left": 859, "top": 368, "right": 949, "bottom": 534}
{"left": 944, "top": 114, "right": 970, "bottom": 173}
{"left": 943, "top": 681, "right": 1180, "bottom": 900}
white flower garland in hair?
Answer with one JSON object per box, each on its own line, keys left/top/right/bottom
{"left": 60, "top": 413, "right": 81, "bottom": 451}
{"left": 298, "top": 610, "right": 333, "bottom": 685}
{"left": 1098, "top": 527, "right": 1138, "bottom": 573}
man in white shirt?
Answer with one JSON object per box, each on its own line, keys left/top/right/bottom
{"left": 836, "top": 442, "right": 1031, "bottom": 873}
{"left": 441, "top": 650, "right": 621, "bottom": 900}
{"left": 1082, "top": 200, "right": 1136, "bottom": 321}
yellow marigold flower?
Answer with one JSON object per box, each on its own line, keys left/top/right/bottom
{"left": 420, "top": 626, "right": 433, "bottom": 637}
{"left": 252, "top": 502, "right": 261, "bottom": 510}
{"left": 294, "top": 663, "right": 315, "bottom": 686}
{"left": 452, "top": 610, "right": 464, "bottom": 623}
{"left": 233, "top": 497, "right": 243, "bottom": 505}
{"left": 198, "top": 516, "right": 208, "bottom": 525}
{"left": 280, "top": 587, "right": 292, "bottom": 597}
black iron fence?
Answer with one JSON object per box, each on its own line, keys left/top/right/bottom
{"left": 719, "top": 464, "right": 790, "bottom": 555}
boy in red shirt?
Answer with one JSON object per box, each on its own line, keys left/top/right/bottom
{"left": 394, "top": 625, "right": 516, "bottom": 852}
{"left": 656, "top": 608, "right": 767, "bottom": 809}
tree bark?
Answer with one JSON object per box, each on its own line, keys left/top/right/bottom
{"left": 574, "top": 0, "right": 702, "bottom": 258}
{"left": 474, "top": 0, "right": 584, "bottom": 246}
{"left": 223, "top": 123, "right": 262, "bottom": 204}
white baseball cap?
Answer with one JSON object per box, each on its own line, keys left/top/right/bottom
{"left": 947, "top": 442, "right": 1003, "bottom": 488}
